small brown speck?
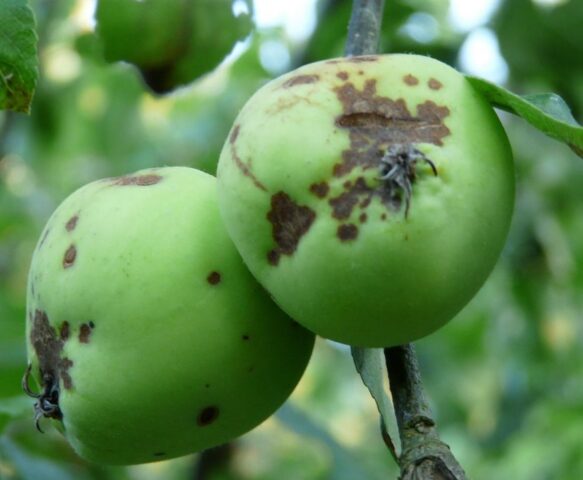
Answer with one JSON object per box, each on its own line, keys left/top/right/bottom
{"left": 59, "top": 357, "right": 74, "bottom": 389}
{"left": 242, "top": 334, "right": 250, "bottom": 341}
{"left": 197, "top": 406, "right": 219, "bottom": 426}
{"left": 337, "top": 71, "right": 349, "bottom": 80}
{"left": 79, "top": 323, "right": 93, "bottom": 343}
{"left": 63, "top": 245, "right": 77, "bottom": 268}
{"left": 59, "top": 322, "right": 70, "bottom": 341}
{"left": 337, "top": 224, "right": 358, "bottom": 241}
{"left": 309, "top": 182, "right": 329, "bottom": 198}
{"left": 381, "top": 213, "right": 387, "bottom": 220}
{"left": 404, "top": 74, "right": 419, "bottom": 86}
{"left": 112, "top": 174, "right": 162, "bottom": 187}
{"left": 230, "top": 124, "right": 240, "bottom": 144}
{"left": 65, "top": 215, "right": 79, "bottom": 232}
{"left": 428, "top": 78, "right": 443, "bottom": 90}
{"left": 359, "top": 213, "right": 368, "bottom": 223}
{"left": 207, "top": 271, "right": 221, "bottom": 285}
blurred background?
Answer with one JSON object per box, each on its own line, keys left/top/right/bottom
{"left": 1, "top": 0, "right": 583, "bottom": 478}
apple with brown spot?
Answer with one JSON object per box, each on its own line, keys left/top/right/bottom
{"left": 24, "top": 167, "right": 314, "bottom": 464}
{"left": 217, "top": 54, "right": 515, "bottom": 347}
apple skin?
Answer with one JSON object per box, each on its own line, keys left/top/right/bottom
{"left": 217, "top": 54, "right": 515, "bottom": 347}
{"left": 25, "top": 167, "right": 314, "bottom": 465}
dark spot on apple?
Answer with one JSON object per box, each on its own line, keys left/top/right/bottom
{"left": 248, "top": 366, "right": 255, "bottom": 373}
{"left": 38, "top": 228, "right": 50, "bottom": 249}
{"left": 111, "top": 174, "right": 162, "bottom": 187}
{"left": 338, "top": 224, "right": 358, "bottom": 241}
{"left": 79, "top": 323, "right": 93, "bottom": 344}
{"left": 153, "top": 452, "right": 166, "bottom": 457}
{"left": 197, "top": 406, "right": 219, "bottom": 426}
{"left": 282, "top": 74, "right": 320, "bottom": 88}
{"left": 359, "top": 213, "right": 368, "bottom": 223}
{"left": 404, "top": 74, "right": 419, "bottom": 86}
{"left": 230, "top": 124, "right": 240, "bottom": 144}
{"left": 309, "top": 182, "right": 329, "bottom": 198}
{"left": 89, "top": 321, "right": 95, "bottom": 328}
{"left": 242, "top": 334, "right": 250, "bottom": 341}
{"left": 65, "top": 215, "right": 79, "bottom": 232}
{"left": 59, "top": 358, "right": 74, "bottom": 390}
{"left": 205, "top": 383, "right": 211, "bottom": 388}
{"left": 381, "top": 213, "right": 387, "bottom": 220}
{"left": 28, "top": 309, "right": 73, "bottom": 422}
{"left": 428, "top": 78, "right": 442, "bottom": 90}
{"left": 266, "top": 192, "right": 316, "bottom": 266}
{"left": 333, "top": 79, "right": 450, "bottom": 178}
{"left": 207, "top": 271, "right": 221, "bottom": 285}
{"left": 337, "top": 71, "right": 349, "bottom": 80}
{"left": 330, "top": 177, "right": 372, "bottom": 220}
{"left": 346, "top": 55, "right": 379, "bottom": 63}
{"left": 229, "top": 126, "right": 267, "bottom": 191}
{"left": 63, "top": 245, "right": 77, "bottom": 269}
{"left": 59, "top": 322, "right": 70, "bottom": 341}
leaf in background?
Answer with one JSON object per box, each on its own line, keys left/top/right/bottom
{"left": 96, "top": 0, "right": 253, "bottom": 94}
{"left": 0, "top": 0, "right": 38, "bottom": 113}
{"left": 351, "top": 347, "right": 401, "bottom": 459}
{"left": 276, "top": 403, "right": 380, "bottom": 480}
{"left": 0, "top": 397, "right": 31, "bottom": 434}
{"left": 467, "top": 76, "right": 583, "bottom": 158}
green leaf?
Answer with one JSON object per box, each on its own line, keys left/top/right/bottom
{"left": 0, "top": 0, "right": 38, "bottom": 113}
{"left": 0, "top": 396, "right": 32, "bottom": 433}
{"left": 96, "top": 0, "right": 253, "bottom": 94}
{"left": 276, "top": 403, "right": 379, "bottom": 480}
{"left": 351, "top": 347, "right": 401, "bottom": 458}
{"left": 467, "top": 76, "right": 583, "bottom": 158}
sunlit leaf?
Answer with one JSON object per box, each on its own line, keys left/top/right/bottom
{"left": 0, "top": 0, "right": 38, "bottom": 113}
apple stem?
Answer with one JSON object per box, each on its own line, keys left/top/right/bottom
{"left": 345, "top": 0, "right": 385, "bottom": 56}
{"left": 345, "top": 1, "right": 468, "bottom": 478}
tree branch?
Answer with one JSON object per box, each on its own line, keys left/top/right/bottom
{"left": 385, "top": 346, "right": 467, "bottom": 479}
{"left": 344, "top": 1, "right": 467, "bottom": 478}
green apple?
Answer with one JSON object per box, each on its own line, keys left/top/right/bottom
{"left": 24, "top": 167, "right": 314, "bottom": 465}
{"left": 217, "top": 54, "right": 515, "bottom": 347}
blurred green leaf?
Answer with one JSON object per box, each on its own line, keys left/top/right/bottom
{"left": 351, "top": 347, "right": 400, "bottom": 458}
{"left": 0, "top": 397, "right": 31, "bottom": 433}
{"left": 467, "top": 76, "right": 583, "bottom": 157}
{"left": 0, "top": 0, "right": 38, "bottom": 113}
{"left": 95, "top": 0, "right": 253, "bottom": 94}
{"left": 276, "top": 402, "right": 381, "bottom": 480}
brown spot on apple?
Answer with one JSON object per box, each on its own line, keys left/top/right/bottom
{"left": 197, "top": 406, "right": 219, "bottom": 426}
{"left": 337, "top": 224, "right": 358, "bottom": 241}
{"left": 282, "top": 75, "right": 320, "bottom": 88}
{"left": 63, "top": 245, "right": 77, "bottom": 269}
{"left": 266, "top": 192, "right": 316, "bottom": 266}
{"left": 404, "top": 74, "right": 419, "bottom": 86}
{"left": 309, "top": 182, "right": 329, "bottom": 198}
{"left": 207, "top": 271, "right": 221, "bottom": 285}
{"left": 428, "top": 78, "right": 443, "bottom": 90}
{"left": 65, "top": 215, "right": 79, "bottom": 232}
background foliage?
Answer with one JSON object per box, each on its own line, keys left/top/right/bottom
{"left": 1, "top": 0, "right": 583, "bottom": 479}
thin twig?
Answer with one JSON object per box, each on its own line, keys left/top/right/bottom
{"left": 385, "top": 346, "right": 467, "bottom": 479}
